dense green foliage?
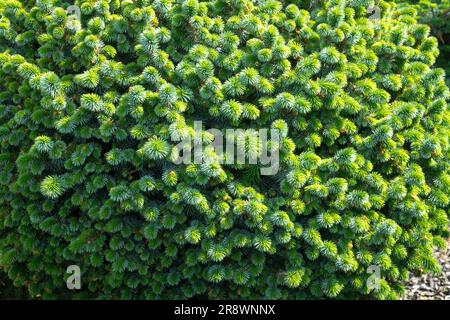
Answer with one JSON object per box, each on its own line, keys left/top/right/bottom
{"left": 0, "top": 0, "right": 449, "bottom": 299}
{"left": 394, "top": 0, "right": 449, "bottom": 83}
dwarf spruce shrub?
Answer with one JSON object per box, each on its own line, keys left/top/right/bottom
{"left": 0, "top": 0, "right": 449, "bottom": 299}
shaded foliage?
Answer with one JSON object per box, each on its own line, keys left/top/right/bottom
{"left": 0, "top": 0, "right": 449, "bottom": 299}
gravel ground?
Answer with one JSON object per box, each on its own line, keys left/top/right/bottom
{"left": 403, "top": 243, "right": 450, "bottom": 300}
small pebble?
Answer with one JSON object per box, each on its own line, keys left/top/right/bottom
{"left": 403, "top": 241, "right": 450, "bottom": 300}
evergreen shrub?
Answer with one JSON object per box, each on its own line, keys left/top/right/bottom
{"left": 394, "top": 0, "right": 450, "bottom": 84}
